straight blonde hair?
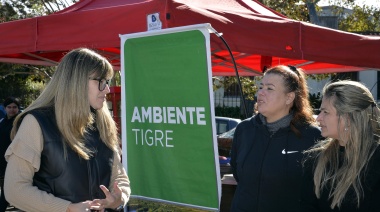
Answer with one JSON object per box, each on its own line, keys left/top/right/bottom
{"left": 306, "top": 80, "right": 380, "bottom": 208}
{"left": 11, "top": 48, "right": 119, "bottom": 160}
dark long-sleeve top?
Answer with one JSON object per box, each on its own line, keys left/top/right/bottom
{"left": 230, "top": 115, "right": 321, "bottom": 212}
{"left": 0, "top": 115, "right": 16, "bottom": 176}
{"left": 301, "top": 146, "right": 380, "bottom": 212}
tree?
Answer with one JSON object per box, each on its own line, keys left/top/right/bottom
{"left": 0, "top": 0, "right": 378, "bottom": 107}
{"left": 213, "top": 76, "right": 259, "bottom": 101}
{"left": 312, "top": 0, "right": 380, "bottom": 32}
{"left": 0, "top": 0, "right": 77, "bottom": 105}
{"left": 0, "top": 62, "right": 53, "bottom": 106}
{"left": 216, "top": 0, "right": 379, "bottom": 113}
{"left": 0, "top": 0, "right": 78, "bottom": 21}
{"left": 340, "top": 5, "right": 380, "bottom": 32}
{"left": 258, "top": 0, "right": 310, "bottom": 21}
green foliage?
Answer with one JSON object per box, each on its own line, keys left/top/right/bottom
{"left": 212, "top": 0, "right": 377, "bottom": 114}
{"left": 0, "top": 73, "right": 45, "bottom": 107}
{"left": 111, "top": 71, "right": 122, "bottom": 86}
{"left": 306, "top": 0, "right": 380, "bottom": 32}
{"left": 258, "top": 0, "right": 380, "bottom": 33}
{"left": 340, "top": 5, "right": 380, "bottom": 32}
{"left": 0, "top": 0, "right": 377, "bottom": 109}
{"left": 0, "top": 0, "right": 78, "bottom": 21}
{"left": 0, "top": 0, "right": 76, "bottom": 106}
{"left": 307, "top": 73, "right": 335, "bottom": 81}
{"left": 308, "top": 92, "right": 322, "bottom": 113}
{"left": 213, "top": 76, "right": 259, "bottom": 101}
{"left": 259, "top": 0, "right": 310, "bottom": 21}
{"left": 0, "top": 63, "right": 52, "bottom": 106}
{"left": 0, "top": 1, "right": 18, "bottom": 21}
{"left": 215, "top": 106, "right": 243, "bottom": 119}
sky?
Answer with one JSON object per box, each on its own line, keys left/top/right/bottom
{"left": 318, "top": 0, "right": 380, "bottom": 8}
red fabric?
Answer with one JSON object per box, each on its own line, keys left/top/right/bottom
{"left": 0, "top": 0, "right": 379, "bottom": 75}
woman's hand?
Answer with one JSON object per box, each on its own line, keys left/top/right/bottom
{"left": 66, "top": 201, "right": 93, "bottom": 212}
{"left": 89, "top": 182, "right": 123, "bottom": 211}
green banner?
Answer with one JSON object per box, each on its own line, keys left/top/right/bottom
{"left": 120, "top": 25, "right": 220, "bottom": 210}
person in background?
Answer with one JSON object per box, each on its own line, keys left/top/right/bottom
{"left": 0, "top": 97, "right": 21, "bottom": 212}
{"left": 230, "top": 65, "right": 321, "bottom": 212}
{"left": 0, "top": 105, "right": 5, "bottom": 120}
{"left": 4, "top": 48, "right": 130, "bottom": 212}
{"left": 301, "top": 80, "right": 380, "bottom": 212}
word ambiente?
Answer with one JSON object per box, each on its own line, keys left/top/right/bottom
{"left": 131, "top": 106, "right": 206, "bottom": 125}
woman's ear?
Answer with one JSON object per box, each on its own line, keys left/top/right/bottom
{"left": 342, "top": 114, "right": 350, "bottom": 128}
{"left": 286, "top": 92, "right": 296, "bottom": 105}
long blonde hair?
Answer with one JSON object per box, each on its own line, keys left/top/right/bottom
{"left": 307, "top": 80, "right": 380, "bottom": 208}
{"left": 11, "top": 48, "right": 119, "bottom": 160}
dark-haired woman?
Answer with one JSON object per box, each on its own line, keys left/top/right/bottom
{"left": 230, "top": 65, "right": 321, "bottom": 212}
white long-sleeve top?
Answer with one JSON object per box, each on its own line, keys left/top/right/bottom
{"left": 4, "top": 114, "right": 131, "bottom": 212}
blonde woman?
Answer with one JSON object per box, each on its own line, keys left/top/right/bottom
{"left": 4, "top": 48, "right": 130, "bottom": 212}
{"left": 301, "top": 80, "right": 380, "bottom": 211}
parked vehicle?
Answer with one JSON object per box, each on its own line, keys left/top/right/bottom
{"left": 216, "top": 115, "right": 319, "bottom": 157}
{"left": 217, "top": 127, "right": 235, "bottom": 157}
{"left": 217, "top": 126, "right": 236, "bottom": 176}
{"left": 215, "top": 116, "right": 241, "bottom": 135}
{"left": 211, "top": 117, "right": 240, "bottom": 176}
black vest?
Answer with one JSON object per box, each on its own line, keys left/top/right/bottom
{"left": 24, "top": 108, "right": 113, "bottom": 202}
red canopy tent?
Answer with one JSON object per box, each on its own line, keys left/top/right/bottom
{"left": 0, "top": 0, "right": 379, "bottom": 76}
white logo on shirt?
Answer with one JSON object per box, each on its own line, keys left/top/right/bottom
{"left": 282, "top": 149, "right": 298, "bottom": 154}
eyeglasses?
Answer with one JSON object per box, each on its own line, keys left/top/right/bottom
{"left": 89, "top": 78, "right": 110, "bottom": 91}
